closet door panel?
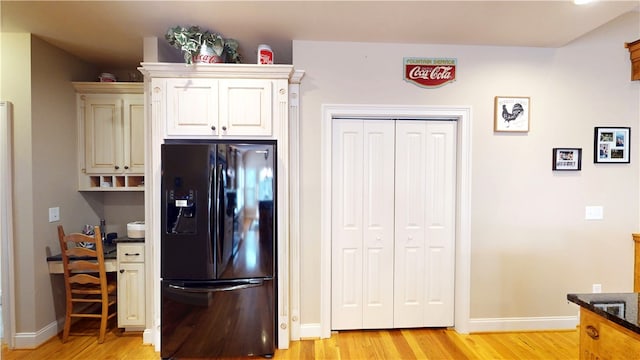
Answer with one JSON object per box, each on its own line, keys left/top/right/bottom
{"left": 423, "top": 122, "right": 456, "bottom": 326}
{"left": 332, "top": 120, "right": 364, "bottom": 329}
{"left": 362, "top": 121, "right": 395, "bottom": 329}
{"left": 394, "top": 121, "right": 427, "bottom": 328}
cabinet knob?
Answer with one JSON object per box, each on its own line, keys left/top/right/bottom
{"left": 222, "top": 126, "right": 227, "bottom": 131}
{"left": 124, "top": 165, "right": 129, "bottom": 170}
{"left": 114, "top": 165, "right": 120, "bottom": 170}
{"left": 211, "top": 125, "right": 216, "bottom": 131}
{"left": 119, "top": 269, "right": 125, "bottom": 273}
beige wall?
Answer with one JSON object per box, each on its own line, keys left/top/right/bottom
{"left": 2, "top": 34, "right": 101, "bottom": 334}
{"left": 1, "top": 33, "right": 36, "bottom": 334}
{"left": 30, "top": 35, "right": 103, "bottom": 332}
{"left": 103, "top": 192, "right": 145, "bottom": 237}
{"left": 292, "top": 11, "right": 640, "bottom": 325}
{"left": 2, "top": 33, "right": 144, "bottom": 340}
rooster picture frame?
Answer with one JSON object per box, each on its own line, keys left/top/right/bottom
{"left": 494, "top": 96, "right": 530, "bottom": 132}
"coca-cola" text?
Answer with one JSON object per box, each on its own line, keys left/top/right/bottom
{"left": 408, "top": 66, "right": 454, "bottom": 80}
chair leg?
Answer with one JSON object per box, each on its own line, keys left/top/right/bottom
{"left": 62, "top": 303, "right": 72, "bottom": 342}
{"left": 98, "top": 302, "right": 108, "bottom": 343}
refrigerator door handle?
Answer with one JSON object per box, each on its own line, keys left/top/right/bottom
{"left": 168, "top": 279, "right": 264, "bottom": 293}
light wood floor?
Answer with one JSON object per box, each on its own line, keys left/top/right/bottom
{"left": 2, "top": 325, "right": 578, "bottom": 360}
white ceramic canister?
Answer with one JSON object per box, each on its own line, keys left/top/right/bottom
{"left": 257, "top": 44, "right": 273, "bottom": 64}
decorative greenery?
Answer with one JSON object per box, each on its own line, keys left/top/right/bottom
{"left": 165, "top": 25, "right": 241, "bottom": 64}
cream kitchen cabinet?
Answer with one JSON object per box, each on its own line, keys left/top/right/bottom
{"left": 116, "top": 242, "right": 146, "bottom": 328}
{"left": 162, "top": 77, "right": 281, "bottom": 139}
{"left": 74, "top": 82, "right": 145, "bottom": 191}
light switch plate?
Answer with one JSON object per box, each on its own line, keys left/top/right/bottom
{"left": 585, "top": 206, "right": 603, "bottom": 220}
{"left": 48, "top": 207, "right": 60, "bottom": 222}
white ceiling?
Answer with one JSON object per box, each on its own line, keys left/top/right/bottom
{"left": 2, "top": 1, "right": 639, "bottom": 70}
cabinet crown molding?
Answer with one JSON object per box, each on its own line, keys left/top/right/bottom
{"left": 139, "top": 62, "right": 295, "bottom": 80}
{"left": 73, "top": 82, "right": 143, "bottom": 94}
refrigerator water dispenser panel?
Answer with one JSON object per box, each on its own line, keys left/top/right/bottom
{"left": 166, "top": 189, "right": 197, "bottom": 234}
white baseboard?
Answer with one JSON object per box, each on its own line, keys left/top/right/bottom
{"left": 21, "top": 316, "right": 578, "bottom": 350}
{"left": 299, "top": 323, "right": 322, "bottom": 339}
{"left": 14, "top": 321, "right": 157, "bottom": 350}
{"left": 142, "top": 328, "right": 153, "bottom": 344}
{"left": 297, "top": 316, "right": 579, "bottom": 342}
{"left": 467, "top": 316, "right": 579, "bottom": 333}
{"left": 14, "top": 320, "right": 59, "bottom": 349}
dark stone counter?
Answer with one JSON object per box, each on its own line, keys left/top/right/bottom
{"left": 113, "top": 237, "right": 145, "bottom": 243}
{"left": 567, "top": 292, "right": 640, "bottom": 334}
{"left": 46, "top": 243, "right": 116, "bottom": 262}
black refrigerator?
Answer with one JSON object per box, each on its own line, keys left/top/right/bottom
{"left": 161, "top": 141, "right": 276, "bottom": 359}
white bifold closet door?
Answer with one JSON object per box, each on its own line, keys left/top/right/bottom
{"left": 393, "top": 120, "right": 456, "bottom": 328}
{"left": 331, "top": 119, "right": 396, "bottom": 329}
{"left": 332, "top": 119, "right": 456, "bottom": 330}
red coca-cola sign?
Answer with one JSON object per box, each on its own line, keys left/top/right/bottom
{"left": 404, "top": 58, "right": 457, "bottom": 88}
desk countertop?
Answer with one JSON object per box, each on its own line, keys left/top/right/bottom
{"left": 567, "top": 292, "right": 640, "bottom": 334}
{"left": 46, "top": 244, "right": 117, "bottom": 262}
{"left": 47, "top": 239, "right": 143, "bottom": 262}
{"left": 114, "top": 237, "right": 145, "bottom": 243}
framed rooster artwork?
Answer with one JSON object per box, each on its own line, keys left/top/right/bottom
{"left": 494, "top": 96, "right": 530, "bottom": 132}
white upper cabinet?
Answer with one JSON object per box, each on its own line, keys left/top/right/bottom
{"left": 83, "top": 94, "right": 123, "bottom": 173}
{"left": 142, "top": 63, "right": 292, "bottom": 140}
{"left": 166, "top": 78, "right": 273, "bottom": 137}
{"left": 219, "top": 79, "right": 273, "bottom": 137}
{"left": 74, "top": 82, "right": 145, "bottom": 191}
{"left": 165, "top": 78, "right": 219, "bottom": 136}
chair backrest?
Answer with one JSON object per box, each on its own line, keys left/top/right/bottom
{"left": 57, "top": 225, "right": 108, "bottom": 293}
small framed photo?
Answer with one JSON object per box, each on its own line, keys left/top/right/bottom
{"left": 592, "top": 301, "right": 625, "bottom": 317}
{"left": 552, "top": 148, "right": 582, "bottom": 171}
{"left": 594, "top": 127, "right": 630, "bottom": 163}
{"left": 494, "top": 96, "right": 530, "bottom": 132}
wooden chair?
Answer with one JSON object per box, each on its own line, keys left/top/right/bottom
{"left": 57, "top": 225, "right": 117, "bottom": 343}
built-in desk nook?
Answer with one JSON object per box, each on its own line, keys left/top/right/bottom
{"left": 47, "top": 237, "right": 145, "bottom": 329}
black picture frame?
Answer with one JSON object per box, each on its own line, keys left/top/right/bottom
{"left": 594, "top": 127, "right": 630, "bottom": 163}
{"left": 552, "top": 148, "right": 582, "bottom": 171}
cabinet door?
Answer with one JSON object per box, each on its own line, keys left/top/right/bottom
{"left": 118, "top": 262, "right": 146, "bottom": 327}
{"left": 580, "top": 308, "right": 640, "bottom": 359}
{"left": 166, "top": 78, "right": 219, "bottom": 136}
{"left": 123, "top": 96, "right": 144, "bottom": 173}
{"left": 219, "top": 79, "right": 272, "bottom": 136}
{"left": 84, "top": 95, "right": 123, "bottom": 174}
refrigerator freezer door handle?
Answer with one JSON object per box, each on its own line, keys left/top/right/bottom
{"left": 168, "top": 279, "right": 264, "bottom": 293}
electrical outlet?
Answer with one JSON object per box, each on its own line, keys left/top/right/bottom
{"left": 592, "top": 283, "right": 602, "bottom": 293}
{"left": 48, "top": 207, "right": 60, "bottom": 222}
{"left": 585, "top": 206, "right": 604, "bottom": 220}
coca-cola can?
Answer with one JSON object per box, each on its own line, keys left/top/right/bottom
{"left": 258, "top": 44, "right": 273, "bottom": 65}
